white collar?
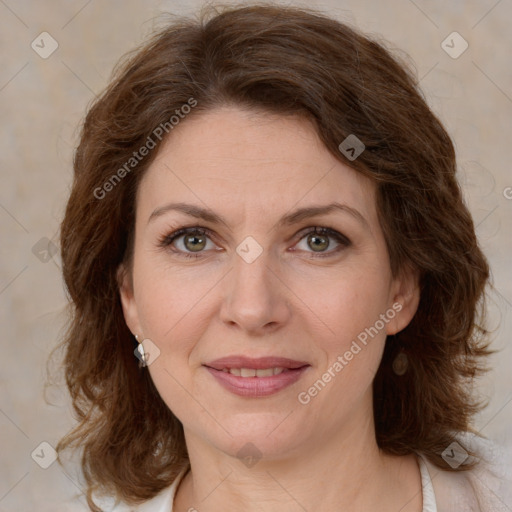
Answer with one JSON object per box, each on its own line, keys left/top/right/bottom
{"left": 418, "top": 454, "right": 438, "bottom": 512}
{"left": 128, "top": 458, "right": 437, "bottom": 512}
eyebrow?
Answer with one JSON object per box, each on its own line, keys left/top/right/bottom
{"left": 148, "top": 201, "right": 369, "bottom": 230}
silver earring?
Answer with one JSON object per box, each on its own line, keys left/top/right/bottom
{"left": 135, "top": 334, "right": 147, "bottom": 367}
{"left": 392, "top": 351, "right": 408, "bottom": 376}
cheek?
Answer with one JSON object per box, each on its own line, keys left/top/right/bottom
{"left": 298, "top": 275, "right": 390, "bottom": 413}
{"left": 133, "top": 259, "right": 217, "bottom": 340}
{"left": 133, "top": 268, "right": 224, "bottom": 409}
{"left": 291, "top": 263, "right": 392, "bottom": 348}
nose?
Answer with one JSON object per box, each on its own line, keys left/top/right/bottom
{"left": 219, "top": 246, "right": 291, "bottom": 335}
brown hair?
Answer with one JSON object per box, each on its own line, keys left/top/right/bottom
{"left": 55, "top": 3, "right": 492, "bottom": 510}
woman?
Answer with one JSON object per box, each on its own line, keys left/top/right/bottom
{"left": 56, "top": 4, "right": 512, "bottom": 511}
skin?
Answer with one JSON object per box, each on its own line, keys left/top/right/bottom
{"left": 119, "top": 107, "right": 422, "bottom": 511}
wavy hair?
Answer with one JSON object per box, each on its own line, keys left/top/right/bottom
{"left": 54, "top": 4, "right": 492, "bottom": 510}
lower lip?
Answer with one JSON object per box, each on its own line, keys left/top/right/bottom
{"left": 205, "top": 366, "right": 310, "bottom": 397}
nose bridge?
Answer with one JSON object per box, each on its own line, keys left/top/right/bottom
{"left": 233, "top": 244, "right": 273, "bottom": 294}
{"left": 219, "top": 239, "right": 290, "bottom": 332}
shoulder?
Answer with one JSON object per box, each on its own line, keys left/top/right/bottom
{"left": 420, "top": 432, "right": 512, "bottom": 512}
{"left": 96, "top": 487, "right": 174, "bottom": 512}
{"left": 96, "top": 467, "right": 188, "bottom": 512}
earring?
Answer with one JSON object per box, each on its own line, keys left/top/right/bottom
{"left": 392, "top": 350, "right": 408, "bottom": 376}
{"left": 135, "top": 334, "right": 147, "bottom": 367}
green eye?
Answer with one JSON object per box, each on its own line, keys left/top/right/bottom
{"left": 160, "top": 227, "right": 214, "bottom": 259}
{"left": 307, "top": 232, "right": 330, "bottom": 252}
{"left": 160, "top": 225, "right": 351, "bottom": 260}
{"left": 182, "top": 232, "right": 208, "bottom": 252}
{"left": 295, "top": 227, "right": 351, "bottom": 257}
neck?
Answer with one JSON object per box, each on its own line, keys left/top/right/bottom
{"left": 174, "top": 407, "right": 422, "bottom": 512}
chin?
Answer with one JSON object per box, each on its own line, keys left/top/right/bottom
{"left": 203, "top": 411, "right": 310, "bottom": 462}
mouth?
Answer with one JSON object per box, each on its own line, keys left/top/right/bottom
{"left": 203, "top": 356, "right": 311, "bottom": 397}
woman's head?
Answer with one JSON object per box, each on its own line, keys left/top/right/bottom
{"left": 57, "top": 3, "right": 490, "bottom": 509}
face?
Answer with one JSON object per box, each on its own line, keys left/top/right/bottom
{"left": 119, "top": 106, "right": 419, "bottom": 461}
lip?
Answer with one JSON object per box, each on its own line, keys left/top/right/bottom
{"left": 203, "top": 356, "right": 310, "bottom": 397}
{"left": 205, "top": 356, "right": 309, "bottom": 370}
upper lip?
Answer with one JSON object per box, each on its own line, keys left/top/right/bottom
{"left": 204, "top": 356, "right": 310, "bottom": 370}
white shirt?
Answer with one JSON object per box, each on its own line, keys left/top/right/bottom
{"left": 99, "top": 433, "right": 512, "bottom": 511}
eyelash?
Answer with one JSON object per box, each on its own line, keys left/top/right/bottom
{"left": 158, "top": 226, "right": 351, "bottom": 260}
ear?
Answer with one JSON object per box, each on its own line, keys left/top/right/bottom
{"left": 386, "top": 264, "right": 420, "bottom": 335}
{"left": 117, "top": 263, "right": 143, "bottom": 337}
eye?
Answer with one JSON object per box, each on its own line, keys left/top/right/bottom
{"left": 293, "top": 227, "right": 351, "bottom": 257}
{"left": 159, "top": 227, "right": 218, "bottom": 259}
{"left": 159, "top": 225, "right": 351, "bottom": 260}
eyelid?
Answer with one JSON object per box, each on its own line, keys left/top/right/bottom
{"left": 294, "top": 226, "right": 351, "bottom": 245}
{"left": 158, "top": 226, "right": 218, "bottom": 249}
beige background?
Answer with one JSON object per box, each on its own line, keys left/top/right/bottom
{"left": 0, "top": 0, "right": 511, "bottom": 509}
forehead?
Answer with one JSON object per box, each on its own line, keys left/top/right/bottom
{"left": 137, "top": 107, "right": 376, "bottom": 226}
